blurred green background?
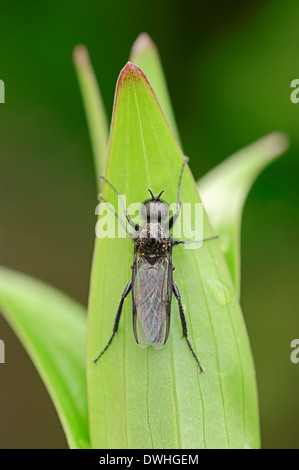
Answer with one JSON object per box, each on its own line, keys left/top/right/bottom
{"left": 0, "top": 0, "right": 298, "bottom": 449}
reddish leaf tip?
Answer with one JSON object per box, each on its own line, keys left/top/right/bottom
{"left": 118, "top": 61, "right": 145, "bottom": 84}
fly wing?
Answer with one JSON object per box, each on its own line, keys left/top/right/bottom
{"left": 132, "top": 254, "right": 172, "bottom": 349}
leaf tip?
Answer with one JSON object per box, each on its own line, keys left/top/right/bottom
{"left": 118, "top": 61, "right": 148, "bottom": 88}
{"left": 265, "top": 131, "right": 289, "bottom": 157}
{"left": 130, "top": 32, "right": 156, "bottom": 57}
{"left": 120, "top": 61, "right": 143, "bottom": 77}
{"left": 72, "top": 44, "right": 90, "bottom": 67}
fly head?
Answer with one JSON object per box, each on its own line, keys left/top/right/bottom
{"left": 141, "top": 189, "right": 169, "bottom": 222}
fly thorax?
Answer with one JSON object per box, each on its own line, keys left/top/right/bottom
{"left": 137, "top": 224, "right": 171, "bottom": 260}
{"left": 139, "top": 222, "right": 167, "bottom": 240}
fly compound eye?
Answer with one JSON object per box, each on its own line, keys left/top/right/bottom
{"left": 141, "top": 201, "right": 149, "bottom": 220}
{"left": 155, "top": 201, "right": 169, "bottom": 221}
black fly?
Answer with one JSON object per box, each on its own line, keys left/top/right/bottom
{"left": 94, "top": 157, "right": 218, "bottom": 371}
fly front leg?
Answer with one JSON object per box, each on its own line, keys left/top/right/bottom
{"left": 99, "top": 175, "right": 140, "bottom": 232}
{"left": 168, "top": 156, "right": 189, "bottom": 229}
{"left": 172, "top": 281, "right": 204, "bottom": 372}
{"left": 168, "top": 201, "right": 181, "bottom": 229}
{"left": 98, "top": 193, "right": 137, "bottom": 240}
{"left": 94, "top": 280, "right": 132, "bottom": 363}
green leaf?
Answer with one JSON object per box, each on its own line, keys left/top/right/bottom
{"left": 73, "top": 45, "right": 109, "bottom": 185}
{"left": 0, "top": 266, "right": 89, "bottom": 449}
{"left": 87, "top": 63, "right": 260, "bottom": 449}
{"left": 197, "top": 133, "right": 289, "bottom": 298}
{"left": 130, "top": 33, "right": 182, "bottom": 147}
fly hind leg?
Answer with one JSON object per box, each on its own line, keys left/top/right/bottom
{"left": 172, "top": 281, "right": 204, "bottom": 372}
{"left": 94, "top": 280, "right": 132, "bottom": 363}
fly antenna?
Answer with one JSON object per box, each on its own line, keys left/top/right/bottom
{"left": 148, "top": 189, "right": 164, "bottom": 200}
{"left": 148, "top": 189, "right": 155, "bottom": 200}
{"left": 156, "top": 190, "right": 165, "bottom": 200}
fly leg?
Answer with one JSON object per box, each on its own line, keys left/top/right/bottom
{"left": 172, "top": 281, "right": 204, "bottom": 372}
{"left": 172, "top": 234, "right": 219, "bottom": 246}
{"left": 168, "top": 156, "right": 189, "bottom": 229}
{"left": 98, "top": 193, "right": 137, "bottom": 239}
{"left": 99, "top": 175, "right": 140, "bottom": 232}
{"left": 94, "top": 280, "right": 132, "bottom": 363}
